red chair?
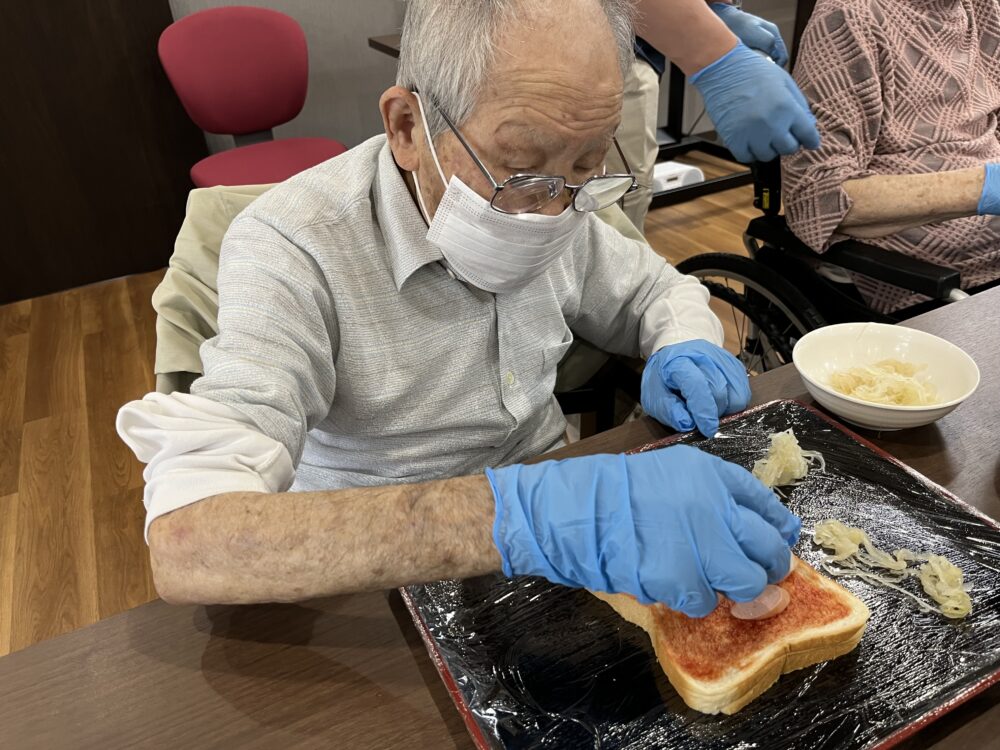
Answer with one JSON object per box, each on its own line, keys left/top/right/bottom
{"left": 158, "top": 6, "right": 348, "bottom": 187}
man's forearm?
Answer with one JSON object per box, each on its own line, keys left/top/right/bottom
{"left": 839, "top": 167, "right": 986, "bottom": 238}
{"left": 148, "top": 475, "right": 502, "bottom": 605}
{"left": 636, "top": 0, "right": 738, "bottom": 74}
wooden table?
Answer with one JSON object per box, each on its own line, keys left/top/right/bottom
{"left": 1, "top": 288, "right": 997, "bottom": 749}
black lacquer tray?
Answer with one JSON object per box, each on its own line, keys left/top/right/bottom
{"left": 402, "top": 401, "right": 1000, "bottom": 749}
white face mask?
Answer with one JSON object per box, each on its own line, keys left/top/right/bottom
{"left": 412, "top": 96, "right": 586, "bottom": 294}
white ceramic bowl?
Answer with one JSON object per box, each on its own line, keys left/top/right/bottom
{"left": 792, "top": 322, "right": 980, "bottom": 431}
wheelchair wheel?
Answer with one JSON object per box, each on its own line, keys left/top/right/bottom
{"left": 676, "top": 253, "right": 825, "bottom": 374}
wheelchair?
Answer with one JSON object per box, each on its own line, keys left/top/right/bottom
{"left": 676, "top": 160, "right": 974, "bottom": 373}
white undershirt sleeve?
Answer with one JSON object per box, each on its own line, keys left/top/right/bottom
{"left": 638, "top": 275, "right": 725, "bottom": 358}
{"left": 117, "top": 391, "right": 295, "bottom": 540}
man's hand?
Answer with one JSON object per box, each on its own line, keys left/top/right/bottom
{"left": 488, "top": 446, "right": 801, "bottom": 618}
{"left": 710, "top": 3, "right": 789, "bottom": 66}
{"left": 978, "top": 163, "right": 1000, "bottom": 215}
{"left": 691, "top": 43, "right": 820, "bottom": 163}
{"left": 641, "top": 339, "right": 750, "bottom": 437}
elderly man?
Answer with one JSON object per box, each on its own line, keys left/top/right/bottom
{"left": 782, "top": 0, "right": 1000, "bottom": 312}
{"left": 118, "top": 0, "right": 798, "bottom": 618}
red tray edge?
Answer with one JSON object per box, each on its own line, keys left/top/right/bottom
{"left": 399, "top": 585, "right": 494, "bottom": 750}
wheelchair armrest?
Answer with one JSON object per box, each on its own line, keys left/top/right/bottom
{"left": 745, "top": 216, "right": 962, "bottom": 299}
{"left": 824, "top": 240, "right": 961, "bottom": 300}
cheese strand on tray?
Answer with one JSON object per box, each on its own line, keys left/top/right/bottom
{"left": 813, "top": 519, "right": 971, "bottom": 619}
{"left": 752, "top": 429, "right": 825, "bottom": 489}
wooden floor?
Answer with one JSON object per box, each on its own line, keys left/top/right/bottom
{"left": 0, "top": 153, "right": 753, "bottom": 657}
{"left": 648, "top": 153, "right": 755, "bottom": 263}
{"left": 0, "top": 271, "right": 164, "bottom": 656}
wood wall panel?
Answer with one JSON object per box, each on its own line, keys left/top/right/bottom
{"left": 0, "top": 0, "right": 206, "bottom": 304}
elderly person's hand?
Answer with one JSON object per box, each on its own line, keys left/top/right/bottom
{"left": 691, "top": 43, "right": 820, "bottom": 163}
{"left": 710, "top": 2, "right": 788, "bottom": 66}
{"left": 488, "top": 445, "right": 800, "bottom": 617}
{"left": 640, "top": 339, "right": 751, "bottom": 437}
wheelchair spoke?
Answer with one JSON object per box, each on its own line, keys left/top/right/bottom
{"left": 678, "top": 255, "right": 820, "bottom": 376}
{"left": 689, "top": 273, "right": 802, "bottom": 375}
{"left": 721, "top": 277, "right": 747, "bottom": 353}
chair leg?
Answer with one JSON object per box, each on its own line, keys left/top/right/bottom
{"left": 556, "top": 355, "right": 642, "bottom": 436}
{"left": 595, "top": 393, "right": 616, "bottom": 433}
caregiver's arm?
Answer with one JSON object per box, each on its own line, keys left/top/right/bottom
{"left": 839, "top": 168, "right": 990, "bottom": 238}
{"left": 636, "top": 0, "right": 738, "bottom": 74}
{"left": 148, "top": 476, "right": 502, "bottom": 605}
{"left": 636, "top": 0, "right": 818, "bottom": 163}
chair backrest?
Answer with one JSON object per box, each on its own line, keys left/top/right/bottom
{"left": 152, "top": 183, "right": 274, "bottom": 394}
{"left": 158, "top": 6, "right": 308, "bottom": 136}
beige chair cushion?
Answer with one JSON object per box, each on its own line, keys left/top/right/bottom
{"left": 152, "top": 183, "right": 273, "bottom": 393}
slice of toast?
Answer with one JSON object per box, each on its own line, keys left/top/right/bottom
{"left": 592, "top": 557, "right": 869, "bottom": 714}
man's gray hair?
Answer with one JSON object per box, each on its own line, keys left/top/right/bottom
{"left": 397, "top": 0, "right": 637, "bottom": 140}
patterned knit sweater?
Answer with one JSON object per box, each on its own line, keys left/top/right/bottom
{"left": 782, "top": 0, "right": 1000, "bottom": 312}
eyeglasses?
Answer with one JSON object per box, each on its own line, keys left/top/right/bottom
{"left": 432, "top": 103, "right": 639, "bottom": 215}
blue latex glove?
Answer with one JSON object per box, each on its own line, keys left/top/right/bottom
{"left": 710, "top": 3, "right": 789, "bottom": 67}
{"left": 641, "top": 340, "right": 751, "bottom": 438}
{"left": 690, "top": 42, "right": 820, "bottom": 163}
{"left": 488, "top": 445, "right": 801, "bottom": 618}
{"left": 978, "top": 163, "right": 1000, "bottom": 214}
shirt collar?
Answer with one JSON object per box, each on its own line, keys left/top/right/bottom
{"left": 373, "top": 138, "right": 444, "bottom": 291}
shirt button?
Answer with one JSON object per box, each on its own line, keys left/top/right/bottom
{"left": 505, "top": 371, "right": 516, "bottom": 386}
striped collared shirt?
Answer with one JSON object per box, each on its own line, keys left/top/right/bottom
{"left": 118, "top": 135, "right": 722, "bottom": 531}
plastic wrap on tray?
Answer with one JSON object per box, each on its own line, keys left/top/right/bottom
{"left": 403, "top": 401, "right": 1000, "bottom": 749}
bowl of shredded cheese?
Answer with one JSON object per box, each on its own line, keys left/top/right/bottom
{"left": 792, "top": 322, "right": 979, "bottom": 430}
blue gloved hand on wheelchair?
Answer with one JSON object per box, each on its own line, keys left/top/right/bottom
{"left": 691, "top": 42, "right": 820, "bottom": 163}
{"left": 641, "top": 339, "right": 751, "bottom": 437}
{"left": 488, "top": 445, "right": 800, "bottom": 618}
{"left": 710, "top": 2, "right": 789, "bottom": 66}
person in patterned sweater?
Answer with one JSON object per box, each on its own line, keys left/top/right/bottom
{"left": 782, "top": 0, "right": 1000, "bottom": 313}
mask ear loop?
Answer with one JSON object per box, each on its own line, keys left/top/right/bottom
{"left": 412, "top": 170, "right": 432, "bottom": 225}
{"left": 411, "top": 93, "right": 450, "bottom": 225}
{"left": 413, "top": 93, "right": 448, "bottom": 188}
{"left": 410, "top": 97, "right": 458, "bottom": 279}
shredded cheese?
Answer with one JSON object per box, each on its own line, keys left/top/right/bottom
{"left": 829, "top": 358, "right": 937, "bottom": 406}
{"left": 918, "top": 555, "right": 973, "bottom": 619}
{"left": 752, "top": 429, "right": 825, "bottom": 488}
{"left": 813, "top": 519, "right": 972, "bottom": 619}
